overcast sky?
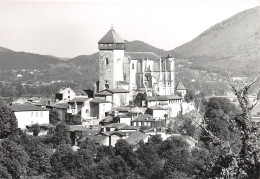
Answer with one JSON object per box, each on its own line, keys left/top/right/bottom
{"left": 0, "top": 0, "right": 259, "bottom": 58}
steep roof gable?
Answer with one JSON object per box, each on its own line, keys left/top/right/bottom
{"left": 98, "top": 28, "right": 125, "bottom": 44}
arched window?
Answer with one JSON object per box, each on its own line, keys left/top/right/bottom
{"left": 106, "top": 58, "right": 109, "bottom": 65}
{"left": 132, "top": 63, "right": 134, "bottom": 69}
{"left": 105, "top": 84, "right": 109, "bottom": 89}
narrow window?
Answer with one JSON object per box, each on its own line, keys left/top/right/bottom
{"left": 132, "top": 63, "right": 134, "bottom": 69}
{"left": 86, "top": 109, "right": 89, "bottom": 113}
{"left": 31, "top": 112, "right": 33, "bottom": 117}
{"left": 106, "top": 58, "right": 109, "bottom": 65}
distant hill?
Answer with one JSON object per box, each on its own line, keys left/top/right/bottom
{"left": 171, "top": 6, "right": 260, "bottom": 72}
{"left": 0, "top": 47, "right": 13, "bottom": 53}
{"left": 0, "top": 51, "right": 60, "bottom": 70}
{"left": 68, "top": 40, "right": 168, "bottom": 67}
{"left": 125, "top": 40, "right": 168, "bottom": 56}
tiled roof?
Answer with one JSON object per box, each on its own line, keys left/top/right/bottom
{"left": 100, "top": 131, "right": 126, "bottom": 137}
{"left": 98, "top": 28, "right": 125, "bottom": 44}
{"left": 74, "top": 89, "right": 87, "bottom": 96}
{"left": 148, "top": 106, "right": 167, "bottom": 110}
{"left": 101, "top": 116, "right": 113, "bottom": 123}
{"left": 52, "top": 103, "right": 69, "bottom": 109}
{"left": 125, "top": 132, "right": 149, "bottom": 145}
{"left": 105, "top": 123, "right": 127, "bottom": 128}
{"left": 95, "top": 91, "right": 112, "bottom": 96}
{"left": 125, "top": 52, "right": 160, "bottom": 61}
{"left": 146, "top": 95, "right": 182, "bottom": 101}
{"left": 101, "top": 88, "right": 129, "bottom": 93}
{"left": 10, "top": 104, "right": 49, "bottom": 112}
{"left": 69, "top": 97, "right": 89, "bottom": 103}
{"left": 113, "top": 106, "right": 131, "bottom": 112}
{"left": 133, "top": 114, "right": 153, "bottom": 121}
{"left": 69, "top": 125, "right": 93, "bottom": 132}
{"left": 163, "top": 95, "right": 183, "bottom": 100}
{"left": 129, "top": 107, "right": 147, "bottom": 114}
{"left": 119, "top": 125, "right": 137, "bottom": 131}
{"left": 90, "top": 98, "right": 111, "bottom": 103}
{"left": 33, "top": 100, "right": 48, "bottom": 106}
{"left": 176, "top": 82, "right": 186, "bottom": 90}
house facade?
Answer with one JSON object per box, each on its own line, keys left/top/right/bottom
{"left": 10, "top": 104, "right": 49, "bottom": 129}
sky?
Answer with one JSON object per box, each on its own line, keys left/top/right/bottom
{"left": 0, "top": 0, "right": 259, "bottom": 58}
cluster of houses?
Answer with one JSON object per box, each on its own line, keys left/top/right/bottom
{"left": 7, "top": 84, "right": 197, "bottom": 149}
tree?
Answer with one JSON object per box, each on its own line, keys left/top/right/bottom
{"left": 133, "top": 93, "right": 147, "bottom": 107}
{"left": 50, "top": 144, "right": 74, "bottom": 178}
{"left": 0, "top": 105, "right": 18, "bottom": 138}
{"left": 179, "top": 117, "right": 197, "bottom": 137}
{"left": 26, "top": 143, "right": 52, "bottom": 177}
{"left": 184, "top": 89, "right": 195, "bottom": 103}
{"left": 52, "top": 123, "right": 71, "bottom": 147}
{"left": 31, "top": 124, "right": 40, "bottom": 136}
{"left": 49, "top": 110, "right": 61, "bottom": 125}
{"left": 0, "top": 139, "right": 29, "bottom": 178}
{"left": 196, "top": 76, "right": 260, "bottom": 178}
{"left": 135, "top": 141, "right": 164, "bottom": 178}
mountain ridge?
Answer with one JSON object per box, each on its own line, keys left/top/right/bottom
{"left": 171, "top": 6, "right": 260, "bottom": 72}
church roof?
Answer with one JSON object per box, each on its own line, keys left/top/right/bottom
{"left": 125, "top": 52, "right": 160, "bottom": 61}
{"left": 98, "top": 28, "right": 125, "bottom": 44}
{"left": 176, "top": 82, "right": 186, "bottom": 90}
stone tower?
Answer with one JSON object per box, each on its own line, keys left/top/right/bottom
{"left": 98, "top": 28, "right": 125, "bottom": 92}
{"left": 166, "top": 54, "right": 175, "bottom": 95}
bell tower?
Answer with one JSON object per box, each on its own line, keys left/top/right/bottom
{"left": 98, "top": 27, "right": 125, "bottom": 92}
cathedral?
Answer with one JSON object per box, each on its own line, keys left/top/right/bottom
{"left": 96, "top": 27, "right": 176, "bottom": 101}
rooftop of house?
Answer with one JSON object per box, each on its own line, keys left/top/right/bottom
{"left": 99, "top": 131, "right": 127, "bottom": 137}
{"left": 133, "top": 114, "right": 153, "bottom": 121}
{"left": 90, "top": 98, "right": 111, "bottom": 104}
{"left": 104, "top": 123, "right": 137, "bottom": 131}
{"left": 33, "top": 100, "right": 49, "bottom": 106}
{"left": 69, "top": 125, "right": 94, "bottom": 132}
{"left": 125, "top": 52, "right": 160, "bottom": 61}
{"left": 69, "top": 97, "right": 89, "bottom": 103}
{"left": 101, "top": 116, "right": 114, "bottom": 123}
{"left": 146, "top": 95, "right": 183, "bottom": 101}
{"left": 129, "top": 107, "right": 147, "bottom": 114}
{"left": 125, "top": 132, "right": 149, "bottom": 145}
{"left": 148, "top": 105, "right": 167, "bottom": 110}
{"left": 176, "top": 82, "right": 186, "bottom": 90}
{"left": 9, "top": 104, "right": 49, "bottom": 112}
{"left": 100, "top": 88, "right": 129, "bottom": 94}
{"left": 74, "top": 89, "right": 88, "bottom": 96}
{"left": 95, "top": 91, "right": 113, "bottom": 96}
{"left": 98, "top": 28, "right": 125, "bottom": 44}
{"left": 52, "top": 102, "right": 69, "bottom": 109}
{"left": 57, "top": 87, "right": 73, "bottom": 94}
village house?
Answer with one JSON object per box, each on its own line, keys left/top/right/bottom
{"left": 55, "top": 87, "right": 76, "bottom": 101}
{"left": 90, "top": 98, "right": 112, "bottom": 122}
{"left": 9, "top": 104, "right": 49, "bottom": 130}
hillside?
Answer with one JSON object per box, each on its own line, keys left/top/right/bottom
{"left": 171, "top": 6, "right": 260, "bottom": 72}
{"left": 125, "top": 40, "right": 168, "bottom": 56}
{"left": 0, "top": 47, "right": 13, "bottom": 53}
{"left": 0, "top": 51, "right": 60, "bottom": 70}
{"left": 68, "top": 40, "right": 168, "bottom": 66}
